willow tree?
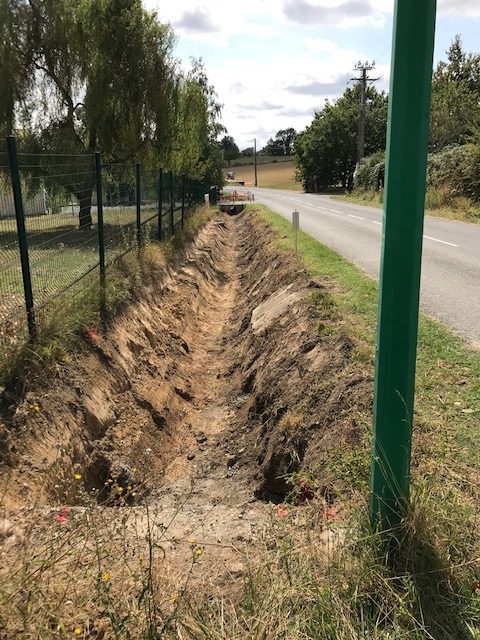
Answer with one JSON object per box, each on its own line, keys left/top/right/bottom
{"left": 0, "top": 0, "right": 179, "bottom": 226}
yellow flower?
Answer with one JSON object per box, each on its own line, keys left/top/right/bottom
{"left": 132, "top": 467, "right": 137, "bottom": 473}
{"left": 34, "top": 406, "right": 40, "bottom": 411}
{"left": 103, "top": 572, "right": 110, "bottom": 581}
{"left": 127, "top": 485, "right": 132, "bottom": 491}
{"left": 74, "top": 474, "right": 81, "bottom": 480}
{"left": 74, "top": 629, "right": 81, "bottom": 636}
{"left": 188, "top": 538, "right": 196, "bottom": 544}
{"left": 196, "top": 549, "right": 202, "bottom": 556}
{"left": 107, "top": 479, "right": 113, "bottom": 483}
{"left": 118, "top": 487, "right": 124, "bottom": 493}
{"left": 170, "top": 595, "right": 177, "bottom": 603}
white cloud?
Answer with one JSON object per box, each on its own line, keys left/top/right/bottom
{"left": 283, "top": 0, "right": 386, "bottom": 28}
{"left": 173, "top": 7, "right": 220, "bottom": 33}
{"left": 304, "top": 37, "right": 339, "bottom": 52}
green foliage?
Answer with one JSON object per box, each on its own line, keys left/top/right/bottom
{"left": 295, "top": 85, "right": 388, "bottom": 192}
{"left": 430, "top": 36, "right": 480, "bottom": 152}
{"left": 0, "top": 1, "right": 224, "bottom": 217}
{"left": 427, "top": 143, "right": 480, "bottom": 201}
{"left": 262, "top": 128, "right": 298, "bottom": 156}
{"left": 220, "top": 135, "right": 240, "bottom": 165}
{"left": 354, "top": 150, "right": 385, "bottom": 190}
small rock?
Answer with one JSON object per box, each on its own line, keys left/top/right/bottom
{"left": 187, "top": 453, "right": 196, "bottom": 461}
{"left": 228, "top": 562, "right": 245, "bottom": 578}
{"left": 227, "top": 454, "right": 238, "bottom": 467}
{"left": 195, "top": 432, "right": 208, "bottom": 444}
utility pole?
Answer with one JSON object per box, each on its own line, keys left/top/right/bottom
{"left": 254, "top": 138, "right": 258, "bottom": 187}
{"left": 350, "top": 62, "right": 379, "bottom": 165}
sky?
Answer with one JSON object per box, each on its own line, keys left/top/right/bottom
{"left": 143, "top": 0, "right": 480, "bottom": 150}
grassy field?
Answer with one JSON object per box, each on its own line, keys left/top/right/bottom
{"left": 229, "top": 155, "right": 293, "bottom": 167}
{"left": 227, "top": 160, "right": 302, "bottom": 191}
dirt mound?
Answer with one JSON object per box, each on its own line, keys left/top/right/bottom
{"left": 0, "top": 208, "right": 373, "bottom": 634}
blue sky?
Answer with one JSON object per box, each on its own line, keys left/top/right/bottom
{"left": 143, "top": 0, "right": 480, "bottom": 150}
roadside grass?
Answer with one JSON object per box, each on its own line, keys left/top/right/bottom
{"left": 0, "top": 205, "right": 211, "bottom": 390}
{"left": 335, "top": 188, "right": 480, "bottom": 223}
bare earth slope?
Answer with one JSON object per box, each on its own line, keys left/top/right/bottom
{"left": 0, "top": 209, "right": 372, "bottom": 637}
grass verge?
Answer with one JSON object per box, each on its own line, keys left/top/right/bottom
{"left": 334, "top": 188, "right": 480, "bottom": 223}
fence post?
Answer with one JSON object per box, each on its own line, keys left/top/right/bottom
{"left": 181, "top": 175, "right": 186, "bottom": 229}
{"left": 95, "top": 152, "right": 105, "bottom": 289}
{"left": 169, "top": 170, "right": 174, "bottom": 237}
{"left": 157, "top": 168, "right": 163, "bottom": 241}
{"left": 136, "top": 162, "right": 141, "bottom": 248}
{"left": 7, "top": 136, "right": 36, "bottom": 338}
{"left": 370, "top": 0, "right": 436, "bottom": 530}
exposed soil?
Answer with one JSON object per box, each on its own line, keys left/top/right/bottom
{"left": 0, "top": 208, "right": 373, "bottom": 635}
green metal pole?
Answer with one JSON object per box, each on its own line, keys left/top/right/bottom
{"left": 158, "top": 168, "right": 163, "bottom": 241}
{"left": 169, "top": 170, "right": 174, "bottom": 237}
{"left": 370, "top": 0, "right": 436, "bottom": 530}
{"left": 7, "top": 136, "right": 36, "bottom": 338}
{"left": 95, "top": 153, "right": 105, "bottom": 284}
{"left": 181, "top": 174, "right": 186, "bottom": 229}
{"left": 136, "top": 162, "right": 141, "bottom": 248}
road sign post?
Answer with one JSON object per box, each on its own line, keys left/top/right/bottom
{"left": 370, "top": 0, "right": 437, "bottom": 530}
{"left": 292, "top": 209, "right": 299, "bottom": 253}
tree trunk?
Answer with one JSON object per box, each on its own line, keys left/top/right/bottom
{"left": 77, "top": 188, "right": 93, "bottom": 228}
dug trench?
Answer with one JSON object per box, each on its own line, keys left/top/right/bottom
{"left": 0, "top": 207, "right": 373, "bottom": 617}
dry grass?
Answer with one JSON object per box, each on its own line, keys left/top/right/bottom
{"left": 228, "top": 161, "right": 302, "bottom": 191}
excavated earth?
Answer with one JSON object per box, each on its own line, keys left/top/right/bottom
{"left": 0, "top": 208, "right": 373, "bottom": 635}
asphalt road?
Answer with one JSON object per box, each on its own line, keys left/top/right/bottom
{"left": 245, "top": 187, "right": 480, "bottom": 347}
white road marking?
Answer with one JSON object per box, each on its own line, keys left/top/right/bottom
{"left": 348, "top": 214, "right": 365, "bottom": 220}
{"left": 329, "top": 208, "right": 343, "bottom": 214}
{"left": 423, "top": 235, "right": 458, "bottom": 248}
{"left": 372, "top": 221, "right": 382, "bottom": 225}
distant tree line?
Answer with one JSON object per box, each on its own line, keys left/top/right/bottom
{"left": 294, "top": 36, "right": 480, "bottom": 197}
{"left": 0, "top": 0, "right": 225, "bottom": 226}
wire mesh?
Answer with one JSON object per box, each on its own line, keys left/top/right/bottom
{"left": 16, "top": 153, "right": 98, "bottom": 327}
{"left": 0, "top": 143, "right": 208, "bottom": 372}
{"left": 102, "top": 163, "right": 138, "bottom": 263}
{"left": 0, "top": 144, "right": 29, "bottom": 359}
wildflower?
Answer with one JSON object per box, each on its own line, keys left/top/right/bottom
{"left": 0, "top": 423, "right": 5, "bottom": 428}
{"left": 74, "top": 474, "right": 81, "bottom": 480}
{"left": 188, "top": 538, "right": 196, "bottom": 544}
{"left": 277, "top": 504, "right": 288, "bottom": 517}
{"left": 56, "top": 508, "right": 67, "bottom": 523}
{"left": 195, "top": 549, "right": 202, "bottom": 556}
{"left": 132, "top": 467, "right": 137, "bottom": 473}
{"left": 326, "top": 511, "right": 335, "bottom": 520}
{"left": 74, "top": 629, "right": 81, "bottom": 636}
{"left": 127, "top": 485, "right": 132, "bottom": 491}
{"left": 87, "top": 328, "right": 100, "bottom": 341}
{"left": 170, "top": 595, "right": 177, "bottom": 603}
{"left": 117, "top": 487, "right": 124, "bottom": 493}
{"left": 103, "top": 572, "right": 110, "bottom": 582}
{"left": 34, "top": 406, "right": 40, "bottom": 412}
{"left": 107, "top": 478, "right": 113, "bottom": 483}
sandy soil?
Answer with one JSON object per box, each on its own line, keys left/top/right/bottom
{"left": 0, "top": 208, "right": 372, "bottom": 636}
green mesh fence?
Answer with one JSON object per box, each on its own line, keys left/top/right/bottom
{"left": 0, "top": 143, "right": 29, "bottom": 356}
{"left": 0, "top": 141, "right": 208, "bottom": 372}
